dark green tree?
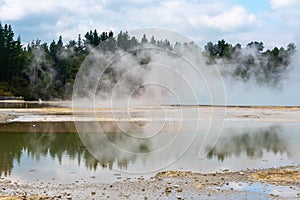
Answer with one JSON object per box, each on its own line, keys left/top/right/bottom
{"left": 141, "top": 34, "right": 148, "bottom": 44}
{"left": 247, "top": 41, "right": 264, "bottom": 52}
{"left": 117, "top": 31, "right": 130, "bottom": 50}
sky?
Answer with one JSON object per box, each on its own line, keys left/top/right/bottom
{"left": 0, "top": 0, "right": 299, "bottom": 49}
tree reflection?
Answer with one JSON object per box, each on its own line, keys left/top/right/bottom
{"left": 0, "top": 131, "right": 150, "bottom": 176}
{"left": 206, "top": 126, "right": 289, "bottom": 161}
{"left": 0, "top": 124, "right": 293, "bottom": 176}
{"left": 0, "top": 133, "right": 23, "bottom": 176}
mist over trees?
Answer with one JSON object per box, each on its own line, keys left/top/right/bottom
{"left": 0, "top": 22, "right": 296, "bottom": 100}
{"left": 204, "top": 40, "right": 296, "bottom": 85}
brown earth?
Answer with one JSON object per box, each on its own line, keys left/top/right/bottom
{"left": 251, "top": 168, "right": 300, "bottom": 185}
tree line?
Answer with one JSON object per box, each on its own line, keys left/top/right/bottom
{"left": 204, "top": 40, "right": 296, "bottom": 85}
{"left": 0, "top": 22, "right": 296, "bottom": 100}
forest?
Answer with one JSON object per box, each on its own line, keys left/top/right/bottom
{"left": 0, "top": 22, "right": 296, "bottom": 100}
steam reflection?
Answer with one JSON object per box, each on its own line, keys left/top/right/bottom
{"left": 0, "top": 123, "right": 299, "bottom": 182}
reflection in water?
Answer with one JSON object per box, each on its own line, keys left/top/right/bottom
{"left": 0, "top": 123, "right": 298, "bottom": 179}
{"left": 206, "top": 126, "right": 289, "bottom": 161}
{"left": 0, "top": 131, "right": 152, "bottom": 177}
{"left": 0, "top": 133, "right": 96, "bottom": 176}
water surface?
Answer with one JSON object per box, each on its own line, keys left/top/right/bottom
{"left": 0, "top": 122, "right": 299, "bottom": 184}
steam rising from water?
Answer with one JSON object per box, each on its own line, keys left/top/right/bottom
{"left": 72, "top": 30, "right": 300, "bottom": 106}
{"left": 72, "top": 28, "right": 298, "bottom": 174}
{"left": 72, "top": 28, "right": 226, "bottom": 173}
{"left": 222, "top": 48, "right": 300, "bottom": 106}
{"left": 73, "top": 46, "right": 226, "bottom": 106}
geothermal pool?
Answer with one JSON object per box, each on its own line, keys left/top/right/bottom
{"left": 0, "top": 101, "right": 299, "bottom": 185}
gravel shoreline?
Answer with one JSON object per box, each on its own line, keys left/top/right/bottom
{"left": 0, "top": 166, "right": 299, "bottom": 199}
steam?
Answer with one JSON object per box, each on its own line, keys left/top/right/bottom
{"left": 27, "top": 46, "right": 56, "bottom": 100}
{"left": 73, "top": 44, "right": 226, "bottom": 107}
{"left": 71, "top": 29, "right": 298, "bottom": 173}
{"left": 73, "top": 34, "right": 299, "bottom": 106}
{"left": 27, "top": 30, "right": 299, "bottom": 106}
{"left": 221, "top": 46, "right": 300, "bottom": 106}
{"left": 72, "top": 36, "right": 226, "bottom": 173}
{"left": 27, "top": 39, "right": 77, "bottom": 100}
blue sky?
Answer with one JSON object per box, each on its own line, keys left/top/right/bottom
{"left": 0, "top": 0, "right": 299, "bottom": 48}
{"left": 235, "top": 0, "right": 269, "bottom": 13}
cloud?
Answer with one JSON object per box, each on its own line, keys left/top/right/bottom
{"left": 268, "top": 0, "right": 300, "bottom": 28}
{"left": 0, "top": 0, "right": 298, "bottom": 48}
{"left": 102, "top": 1, "right": 260, "bottom": 40}
{"left": 203, "top": 6, "right": 258, "bottom": 32}
{"left": 0, "top": 0, "right": 97, "bottom": 21}
{"left": 270, "top": 0, "right": 300, "bottom": 9}
{"left": 0, "top": 0, "right": 56, "bottom": 20}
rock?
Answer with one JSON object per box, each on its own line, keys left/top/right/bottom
{"left": 177, "top": 188, "right": 183, "bottom": 192}
{"left": 2, "top": 180, "right": 11, "bottom": 184}
{"left": 165, "top": 187, "right": 172, "bottom": 193}
{"left": 195, "top": 183, "right": 205, "bottom": 189}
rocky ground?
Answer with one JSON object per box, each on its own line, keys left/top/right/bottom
{"left": 0, "top": 166, "right": 299, "bottom": 199}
